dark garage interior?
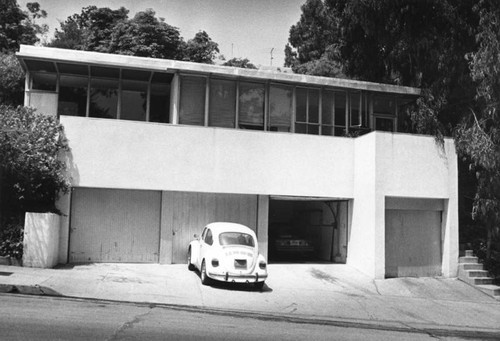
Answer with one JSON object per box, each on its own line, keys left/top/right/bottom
{"left": 268, "top": 198, "right": 348, "bottom": 263}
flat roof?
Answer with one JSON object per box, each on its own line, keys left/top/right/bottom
{"left": 17, "top": 45, "right": 420, "bottom": 96}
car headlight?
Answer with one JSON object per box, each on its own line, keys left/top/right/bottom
{"left": 211, "top": 258, "right": 219, "bottom": 267}
{"left": 259, "top": 261, "right": 266, "bottom": 269}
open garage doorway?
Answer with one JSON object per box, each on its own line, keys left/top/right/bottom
{"left": 268, "top": 197, "right": 348, "bottom": 263}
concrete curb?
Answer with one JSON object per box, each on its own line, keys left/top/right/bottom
{"left": 2, "top": 285, "right": 500, "bottom": 340}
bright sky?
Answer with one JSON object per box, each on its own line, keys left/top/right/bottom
{"left": 18, "top": 0, "right": 306, "bottom": 66}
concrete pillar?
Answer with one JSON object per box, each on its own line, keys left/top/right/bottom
{"left": 257, "top": 195, "right": 269, "bottom": 261}
{"left": 23, "top": 212, "right": 60, "bottom": 268}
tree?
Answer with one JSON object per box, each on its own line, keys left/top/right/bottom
{"left": 286, "top": 0, "right": 500, "bottom": 271}
{"left": 456, "top": 0, "right": 500, "bottom": 269}
{"left": 0, "top": 105, "right": 70, "bottom": 220}
{"left": 182, "top": 31, "right": 219, "bottom": 64}
{"left": 0, "top": 0, "right": 47, "bottom": 53}
{"left": 0, "top": 53, "right": 24, "bottom": 106}
{"left": 50, "top": 6, "right": 129, "bottom": 51}
{"left": 0, "top": 1, "right": 46, "bottom": 106}
{"left": 222, "top": 57, "right": 257, "bottom": 69}
{"left": 50, "top": 7, "right": 220, "bottom": 62}
{"left": 109, "top": 9, "right": 183, "bottom": 59}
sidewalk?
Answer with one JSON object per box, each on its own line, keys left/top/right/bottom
{"left": 1, "top": 263, "right": 500, "bottom": 337}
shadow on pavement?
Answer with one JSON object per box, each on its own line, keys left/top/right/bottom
{"left": 0, "top": 284, "right": 62, "bottom": 296}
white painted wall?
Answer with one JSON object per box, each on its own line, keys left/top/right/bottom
{"left": 345, "top": 133, "right": 458, "bottom": 279}
{"left": 23, "top": 213, "right": 60, "bottom": 268}
{"left": 56, "top": 117, "right": 458, "bottom": 278}
{"left": 60, "top": 116, "right": 355, "bottom": 198}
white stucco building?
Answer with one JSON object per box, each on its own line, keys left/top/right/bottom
{"left": 16, "top": 45, "right": 458, "bottom": 279}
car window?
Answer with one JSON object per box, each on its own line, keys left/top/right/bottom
{"left": 219, "top": 232, "right": 255, "bottom": 247}
{"left": 201, "top": 227, "right": 207, "bottom": 240}
{"left": 204, "top": 229, "right": 214, "bottom": 246}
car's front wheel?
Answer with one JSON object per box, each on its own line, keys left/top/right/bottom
{"left": 187, "top": 248, "right": 195, "bottom": 271}
{"left": 200, "top": 260, "right": 211, "bottom": 285}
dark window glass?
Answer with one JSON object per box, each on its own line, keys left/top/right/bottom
{"left": 269, "top": 84, "right": 292, "bottom": 132}
{"left": 295, "top": 88, "right": 319, "bottom": 135}
{"left": 321, "top": 90, "right": 334, "bottom": 136}
{"left": 121, "top": 79, "right": 147, "bottom": 121}
{"left": 25, "top": 59, "right": 56, "bottom": 72}
{"left": 150, "top": 81, "right": 170, "bottom": 123}
{"left": 179, "top": 76, "right": 206, "bottom": 126}
{"left": 209, "top": 78, "right": 236, "bottom": 128}
{"left": 32, "top": 73, "right": 57, "bottom": 91}
{"left": 373, "top": 96, "right": 395, "bottom": 116}
{"left": 205, "top": 229, "right": 214, "bottom": 246}
{"left": 89, "top": 78, "right": 118, "bottom": 119}
{"left": 219, "top": 232, "right": 255, "bottom": 247}
{"left": 309, "top": 89, "right": 319, "bottom": 124}
{"left": 308, "top": 124, "right": 319, "bottom": 135}
{"left": 322, "top": 91, "right": 333, "bottom": 125}
{"left": 295, "top": 88, "right": 307, "bottom": 122}
{"left": 334, "top": 127, "right": 345, "bottom": 136}
{"left": 350, "top": 92, "right": 361, "bottom": 126}
{"left": 295, "top": 123, "right": 307, "bottom": 134}
{"left": 57, "top": 63, "right": 88, "bottom": 76}
{"left": 335, "top": 92, "right": 346, "bottom": 127}
{"left": 238, "top": 82, "right": 264, "bottom": 130}
{"left": 91, "top": 66, "right": 119, "bottom": 79}
{"left": 122, "top": 69, "right": 151, "bottom": 82}
{"left": 375, "top": 117, "right": 394, "bottom": 132}
{"left": 321, "top": 126, "right": 334, "bottom": 136}
{"left": 58, "top": 75, "right": 87, "bottom": 117}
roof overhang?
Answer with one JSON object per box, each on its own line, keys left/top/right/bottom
{"left": 16, "top": 45, "right": 421, "bottom": 96}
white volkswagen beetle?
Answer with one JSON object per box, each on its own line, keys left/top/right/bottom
{"left": 188, "top": 222, "right": 268, "bottom": 289}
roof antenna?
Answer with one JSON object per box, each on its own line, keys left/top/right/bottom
{"left": 270, "top": 48, "right": 274, "bottom": 66}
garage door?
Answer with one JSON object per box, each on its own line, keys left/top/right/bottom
{"left": 385, "top": 209, "right": 442, "bottom": 277}
{"left": 69, "top": 188, "right": 161, "bottom": 263}
{"left": 162, "top": 191, "right": 258, "bottom": 263}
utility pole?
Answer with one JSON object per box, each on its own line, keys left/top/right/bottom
{"left": 270, "top": 48, "right": 274, "bottom": 66}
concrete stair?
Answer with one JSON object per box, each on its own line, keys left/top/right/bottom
{"left": 458, "top": 250, "right": 500, "bottom": 300}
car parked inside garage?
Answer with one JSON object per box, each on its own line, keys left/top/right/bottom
{"left": 187, "top": 222, "right": 268, "bottom": 289}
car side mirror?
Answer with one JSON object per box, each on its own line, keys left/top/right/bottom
{"left": 193, "top": 234, "right": 199, "bottom": 240}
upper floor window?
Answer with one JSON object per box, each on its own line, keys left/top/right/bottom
{"left": 238, "top": 81, "right": 265, "bottom": 130}
{"left": 89, "top": 77, "right": 118, "bottom": 119}
{"left": 58, "top": 75, "right": 87, "bottom": 117}
{"left": 179, "top": 75, "right": 206, "bottom": 126}
{"left": 32, "top": 72, "right": 57, "bottom": 91}
{"left": 269, "top": 84, "right": 292, "bottom": 132}
{"left": 295, "top": 87, "right": 320, "bottom": 135}
{"left": 209, "top": 78, "right": 236, "bottom": 128}
{"left": 373, "top": 96, "right": 396, "bottom": 132}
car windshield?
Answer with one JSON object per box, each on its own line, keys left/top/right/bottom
{"left": 219, "top": 232, "right": 255, "bottom": 247}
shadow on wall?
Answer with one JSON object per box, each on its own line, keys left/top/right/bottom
{"left": 61, "top": 140, "right": 80, "bottom": 187}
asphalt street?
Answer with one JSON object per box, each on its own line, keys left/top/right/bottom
{"left": 0, "top": 294, "right": 489, "bottom": 341}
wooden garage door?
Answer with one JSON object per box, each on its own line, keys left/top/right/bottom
{"left": 385, "top": 209, "right": 442, "bottom": 277}
{"left": 163, "top": 192, "right": 258, "bottom": 263}
{"left": 69, "top": 188, "right": 161, "bottom": 263}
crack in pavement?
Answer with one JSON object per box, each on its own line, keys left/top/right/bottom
{"left": 107, "top": 307, "right": 154, "bottom": 341}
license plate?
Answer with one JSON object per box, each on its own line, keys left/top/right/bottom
{"left": 290, "top": 240, "right": 300, "bottom": 246}
{"left": 234, "top": 259, "right": 247, "bottom": 269}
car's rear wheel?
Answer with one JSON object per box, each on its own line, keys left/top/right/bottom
{"left": 254, "top": 281, "right": 265, "bottom": 290}
{"left": 187, "top": 248, "right": 195, "bottom": 271}
{"left": 200, "top": 260, "right": 211, "bottom": 285}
